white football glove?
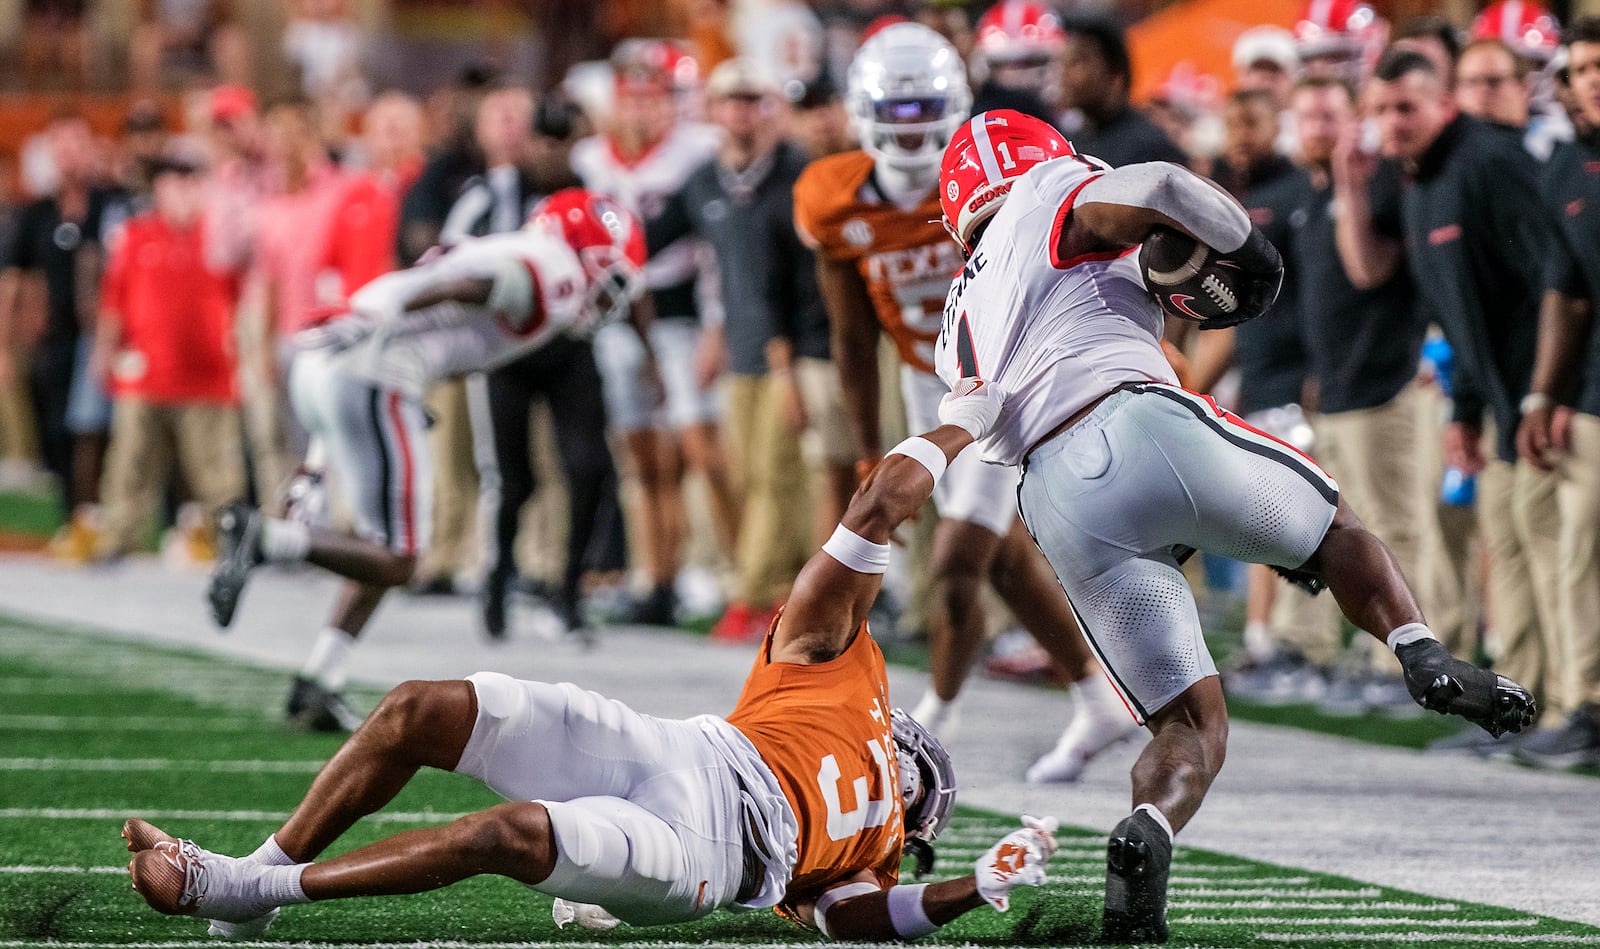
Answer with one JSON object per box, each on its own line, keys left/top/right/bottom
{"left": 974, "top": 814, "right": 1058, "bottom": 912}
{"left": 938, "top": 377, "right": 1006, "bottom": 440}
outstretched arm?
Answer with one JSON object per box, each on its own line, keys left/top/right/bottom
{"left": 794, "top": 816, "right": 1058, "bottom": 941}
{"left": 770, "top": 380, "right": 1003, "bottom": 664}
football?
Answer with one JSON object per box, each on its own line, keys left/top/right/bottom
{"left": 1139, "top": 226, "right": 1246, "bottom": 324}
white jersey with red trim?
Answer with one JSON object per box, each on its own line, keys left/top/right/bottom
{"left": 340, "top": 230, "right": 588, "bottom": 396}
{"left": 934, "top": 155, "right": 1177, "bottom": 467}
{"left": 571, "top": 122, "right": 720, "bottom": 294}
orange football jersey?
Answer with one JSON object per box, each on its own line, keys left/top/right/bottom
{"left": 726, "top": 619, "right": 904, "bottom": 917}
{"left": 794, "top": 150, "right": 965, "bottom": 374}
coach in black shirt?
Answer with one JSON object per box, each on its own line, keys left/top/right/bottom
{"left": 1055, "top": 16, "right": 1187, "bottom": 168}
{"left": 1513, "top": 17, "right": 1600, "bottom": 767}
{"left": 1351, "top": 48, "right": 1570, "bottom": 725}
{"left": 648, "top": 59, "right": 829, "bottom": 641}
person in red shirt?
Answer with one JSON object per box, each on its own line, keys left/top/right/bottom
{"left": 92, "top": 154, "right": 244, "bottom": 559}
{"left": 322, "top": 93, "right": 425, "bottom": 297}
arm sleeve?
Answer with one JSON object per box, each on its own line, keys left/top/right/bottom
{"left": 1075, "top": 162, "right": 1252, "bottom": 253}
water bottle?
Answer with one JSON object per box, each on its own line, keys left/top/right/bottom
{"left": 1440, "top": 466, "right": 1476, "bottom": 506}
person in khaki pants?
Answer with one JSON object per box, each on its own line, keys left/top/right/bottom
{"left": 92, "top": 155, "right": 244, "bottom": 559}
{"left": 1511, "top": 17, "right": 1600, "bottom": 768}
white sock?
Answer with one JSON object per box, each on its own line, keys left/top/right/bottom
{"left": 261, "top": 519, "right": 311, "bottom": 563}
{"left": 1134, "top": 803, "right": 1174, "bottom": 842}
{"left": 257, "top": 863, "right": 311, "bottom": 906}
{"left": 1075, "top": 673, "right": 1131, "bottom": 727}
{"left": 247, "top": 834, "right": 295, "bottom": 867}
{"left": 1243, "top": 621, "right": 1275, "bottom": 662}
{"left": 301, "top": 628, "right": 357, "bottom": 691}
{"left": 1386, "top": 623, "right": 1437, "bottom": 652}
{"left": 911, "top": 688, "right": 956, "bottom": 720}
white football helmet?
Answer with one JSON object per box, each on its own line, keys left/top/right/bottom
{"left": 847, "top": 23, "right": 973, "bottom": 175}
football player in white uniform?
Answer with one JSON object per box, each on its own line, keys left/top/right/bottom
{"left": 935, "top": 111, "right": 1537, "bottom": 943}
{"left": 797, "top": 23, "right": 1130, "bottom": 767}
{"left": 205, "top": 190, "right": 649, "bottom": 732}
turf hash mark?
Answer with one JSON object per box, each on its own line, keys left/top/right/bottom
{"left": 1, "top": 614, "right": 1597, "bottom": 948}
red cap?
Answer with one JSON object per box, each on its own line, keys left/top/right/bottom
{"left": 209, "top": 85, "right": 258, "bottom": 124}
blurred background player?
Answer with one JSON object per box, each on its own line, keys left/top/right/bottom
{"left": 1294, "top": 0, "right": 1389, "bottom": 83}
{"left": 1466, "top": 0, "right": 1570, "bottom": 160}
{"left": 572, "top": 39, "right": 739, "bottom": 627}
{"left": 970, "top": 0, "right": 1063, "bottom": 123}
{"left": 205, "top": 189, "right": 646, "bottom": 731}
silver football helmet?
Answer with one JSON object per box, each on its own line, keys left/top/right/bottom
{"left": 846, "top": 23, "right": 973, "bottom": 175}
{"left": 892, "top": 706, "right": 957, "bottom": 843}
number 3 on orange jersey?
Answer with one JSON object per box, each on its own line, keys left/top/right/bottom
{"left": 817, "top": 737, "right": 896, "bottom": 841}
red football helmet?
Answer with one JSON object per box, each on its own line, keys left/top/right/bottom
{"left": 1472, "top": 0, "right": 1561, "bottom": 64}
{"left": 1294, "top": 0, "right": 1387, "bottom": 75}
{"left": 526, "top": 189, "right": 647, "bottom": 327}
{"left": 976, "top": 1, "right": 1065, "bottom": 62}
{"left": 938, "top": 109, "right": 1070, "bottom": 253}
{"left": 611, "top": 38, "right": 700, "bottom": 96}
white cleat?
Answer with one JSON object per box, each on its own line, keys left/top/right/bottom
{"left": 1025, "top": 712, "right": 1143, "bottom": 784}
{"left": 126, "top": 823, "right": 280, "bottom": 924}
{"left": 552, "top": 898, "right": 623, "bottom": 930}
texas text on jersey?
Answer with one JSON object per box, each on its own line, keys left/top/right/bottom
{"left": 935, "top": 155, "right": 1177, "bottom": 466}
{"left": 725, "top": 617, "right": 904, "bottom": 919}
{"left": 795, "top": 151, "right": 966, "bottom": 374}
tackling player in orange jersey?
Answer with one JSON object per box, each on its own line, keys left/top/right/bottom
{"left": 121, "top": 379, "right": 1059, "bottom": 942}
{"left": 795, "top": 22, "right": 1138, "bottom": 778}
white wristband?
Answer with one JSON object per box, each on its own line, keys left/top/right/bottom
{"left": 813, "top": 881, "right": 880, "bottom": 939}
{"left": 823, "top": 525, "right": 890, "bottom": 574}
{"left": 887, "top": 436, "right": 949, "bottom": 485}
{"left": 886, "top": 883, "right": 937, "bottom": 939}
{"left": 1386, "top": 623, "right": 1437, "bottom": 652}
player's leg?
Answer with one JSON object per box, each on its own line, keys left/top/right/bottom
{"left": 124, "top": 679, "right": 480, "bottom": 929}
{"left": 917, "top": 517, "right": 1004, "bottom": 732}
{"left": 657, "top": 318, "right": 741, "bottom": 554}
{"left": 594, "top": 322, "right": 681, "bottom": 624}
{"left": 1152, "top": 384, "right": 1537, "bottom": 737}
{"left": 988, "top": 520, "right": 1144, "bottom": 783}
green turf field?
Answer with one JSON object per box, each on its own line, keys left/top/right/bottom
{"left": 1, "top": 617, "right": 1596, "bottom": 948}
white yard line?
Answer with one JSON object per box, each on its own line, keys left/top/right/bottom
{"left": 1173, "top": 900, "right": 1461, "bottom": 911}
{"left": 0, "top": 715, "right": 261, "bottom": 731}
{"left": 0, "top": 757, "right": 323, "bottom": 772}
{"left": 1260, "top": 934, "right": 1600, "bottom": 944}
{"left": 1178, "top": 916, "right": 1542, "bottom": 927}
{"left": 0, "top": 807, "right": 465, "bottom": 823}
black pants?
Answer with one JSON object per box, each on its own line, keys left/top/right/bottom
{"left": 466, "top": 336, "right": 626, "bottom": 609}
{"left": 28, "top": 337, "right": 75, "bottom": 509}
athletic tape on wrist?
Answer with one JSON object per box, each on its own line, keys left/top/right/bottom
{"left": 813, "top": 881, "right": 880, "bottom": 939}
{"left": 887, "top": 436, "right": 949, "bottom": 484}
{"left": 822, "top": 525, "right": 890, "bottom": 574}
{"left": 1386, "top": 623, "right": 1437, "bottom": 652}
{"left": 887, "top": 884, "right": 937, "bottom": 939}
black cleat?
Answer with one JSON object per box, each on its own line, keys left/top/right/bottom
{"left": 207, "top": 501, "right": 261, "bottom": 629}
{"left": 628, "top": 583, "right": 678, "bottom": 627}
{"left": 1101, "top": 811, "right": 1172, "bottom": 944}
{"left": 285, "top": 676, "right": 364, "bottom": 733}
{"left": 481, "top": 568, "right": 511, "bottom": 640}
{"left": 1396, "top": 639, "right": 1537, "bottom": 738}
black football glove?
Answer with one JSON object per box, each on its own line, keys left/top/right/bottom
{"left": 1199, "top": 229, "right": 1284, "bottom": 330}
{"left": 1395, "top": 638, "right": 1537, "bottom": 737}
